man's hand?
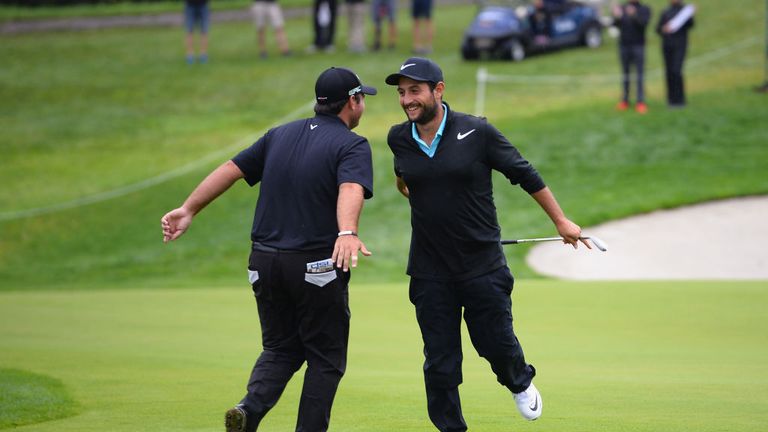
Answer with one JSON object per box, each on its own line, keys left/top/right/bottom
{"left": 396, "top": 176, "right": 410, "bottom": 198}
{"left": 556, "top": 219, "right": 591, "bottom": 250}
{"left": 161, "top": 207, "right": 194, "bottom": 243}
{"left": 160, "top": 161, "right": 244, "bottom": 244}
{"left": 332, "top": 235, "right": 372, "bottom": 272}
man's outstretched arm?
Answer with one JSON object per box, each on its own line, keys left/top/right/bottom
{"left": 161, "top": 160, "right": 244, "bottom": 243}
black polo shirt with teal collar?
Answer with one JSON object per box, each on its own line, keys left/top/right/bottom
{"left": 387, "top": 103, "right": 545, "bottom": 281}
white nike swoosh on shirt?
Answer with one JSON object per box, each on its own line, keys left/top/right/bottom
{"left": 400, "top": 63, "right": 416, "bottom": 71}
{"left": 457, "top": 129, "right": 476, "bottom": 140}
{"left": 310, "top": 124, "right": 318, "bottom": 130}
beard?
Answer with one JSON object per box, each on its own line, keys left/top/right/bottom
{"left": 405, "top": 95, "right": 439, "bottom": 125}
{"left": 349, "top": 116, "right": 359, "bottom": 130}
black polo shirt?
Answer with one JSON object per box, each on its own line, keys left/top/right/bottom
{"left": 232, "top": 113, "right": 373, "bottom": 251}
{"left": 388, "top": 103, "right": 545, "bottom": 281}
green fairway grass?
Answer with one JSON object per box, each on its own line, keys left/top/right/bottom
{"left": 1, "top": 281, "right": 767, "bottom": 431}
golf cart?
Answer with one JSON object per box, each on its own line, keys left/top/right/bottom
{"left": 461, "top": 0, "right": 606, "bottom": 61}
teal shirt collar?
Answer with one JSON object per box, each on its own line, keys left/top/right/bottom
{"left": 412, "top": 104, "right": 448, "bottom": 158}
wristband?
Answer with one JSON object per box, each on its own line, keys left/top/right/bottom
{"left": 338, "top": 230, "right": 357, "bottom": 237}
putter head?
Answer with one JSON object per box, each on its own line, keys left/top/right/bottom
{"left": 586, "top": 236, "right": 608, "bottom": 252}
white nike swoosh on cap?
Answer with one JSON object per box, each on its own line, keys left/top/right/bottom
{"left": 400, "top": 63, "right": 416, "bottom": 71}
{"left": 310, "top": 124, "right": 318, "bottom": 130}
{"left": 457, "top": 129, "right": 476, "bottom": 140}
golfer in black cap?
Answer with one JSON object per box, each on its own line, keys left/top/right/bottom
{"left": 385, "top": 57, "right": 591, "bottom": 431}
{"left": 161, "top": 66, "right": 376, "bottom": 432}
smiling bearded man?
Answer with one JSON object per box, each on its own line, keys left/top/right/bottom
{"left": 384, "top": 57, "right": 597, "bottom": 432}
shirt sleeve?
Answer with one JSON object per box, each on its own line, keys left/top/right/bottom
{"left": 393, "top": 156, "right": 402, "bottom": 178}
{"left": 387, "top": 125, "right": 404, "bottom": 178}
{"left": 637, "top": 5, "right": 651, "bottom": 27}
{"left": 484, "top": 122, "right": 546, "bottom": 194}
{"left": 338, "top": 138, "right": 374, "bottom": 199}
{"left": 231, "top": 133, "right": 268, "bottom": 187}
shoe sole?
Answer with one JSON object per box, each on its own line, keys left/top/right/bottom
{"left": 225, "top": 408, "right": 246, "bottom": 432}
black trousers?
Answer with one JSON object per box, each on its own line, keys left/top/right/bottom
{"left": 662, "top": 40, "right": 688, "bottom": 106}
{"left": 313, "top": 0, "right": 338, "bottom": 48}
{"left": 240, "top": 246, "right": 350, "bottom": 432}
{"left": 409, "top": 266, "right": 536, "bottom": 432}
{"left": 619, "top": 44, "right": 646, "bottom": 103}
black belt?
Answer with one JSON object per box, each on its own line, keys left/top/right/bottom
{"left": 251, "top": 242, "right": 329, "bottom": 254}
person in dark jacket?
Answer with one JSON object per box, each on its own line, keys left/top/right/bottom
{"left": 656, "top": 0, "right": 695, "bottom": 107}
{"left": 530, "top": 0, "right": 552, "bottom": 46}
{"left": 384, "top": 57, "right": 595, "bottom": 432}
{"left": 311, "top": 0, "right": 338, "bottom": 52}
{"left": 612, "top": 0, "right": 652, "bottom": 113}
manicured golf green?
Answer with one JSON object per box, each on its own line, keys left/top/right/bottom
{"left": 1, "top": 281, "right": 767, "bottom": 431}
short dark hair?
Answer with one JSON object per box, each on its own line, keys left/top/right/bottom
{"left": 314, "top": 94, "right": 362, "bottom": 115}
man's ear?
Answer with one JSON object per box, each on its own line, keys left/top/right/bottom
{"left": 434, "top": 81, "right": 445, "bottom": 99}
{"left": 348, "top": 95, "right": 361, "bottom": 110}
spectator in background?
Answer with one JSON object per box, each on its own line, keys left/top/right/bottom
{"left": 371, "top": 0, "right": 397, "bottom": 51}
{"left": 656, "top": 0, "right": 695, "bottom": 108}
{"left": 411, "top": 0, "right": 433, "bottom": 55}
{"left": 530, "top": 0, "right": 551, "bottom": 46}
{"left": 612, "top": 0, "right": 652, "bottom": 114}
{"left": 250, "top": 0, "right": 292, "bottom": 58}
{"left": 184, "top": 0, "right": 209, "bottom": 64}
{"left": 311, "top": 0, "right": 338, "bottom": 52}
{"left": 345, "top": 0, "right": 367, "bottom": 53}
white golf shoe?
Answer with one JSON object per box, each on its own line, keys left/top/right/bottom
{"left": 513, "top": 382, "right": 542, "bottom": 421}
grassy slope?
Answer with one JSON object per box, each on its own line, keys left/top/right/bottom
{"left": 0, "top": 281, "right": 767, "bottom": 431}
{"left": 1, "top": 0, "right": 766, "bottom": 289}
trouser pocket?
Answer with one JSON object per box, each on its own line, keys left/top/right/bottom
{"left": 248, "top": 269, "right": 260, "bottom": 285}
{"left": 248, "top": 249, "right": 274, "bottom": 299}
{"left": 248, "top": 267, "right": 263, "bottom": 298}
{"left": 304, "top": 258, "right": 338, "bottom": 288}
{"left": 304, "top": 270, "right": 338, "bottom": 287}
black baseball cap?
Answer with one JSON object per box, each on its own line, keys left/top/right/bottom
{"left": 315, "top": 67, "right": 377, "bottom": 105}
{"left": 385, "top": 57, "right": 444, "bottom": 85}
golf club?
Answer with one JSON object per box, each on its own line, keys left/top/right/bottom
{"left": 501, "top": 236, "right": 608, "bottom": 252}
